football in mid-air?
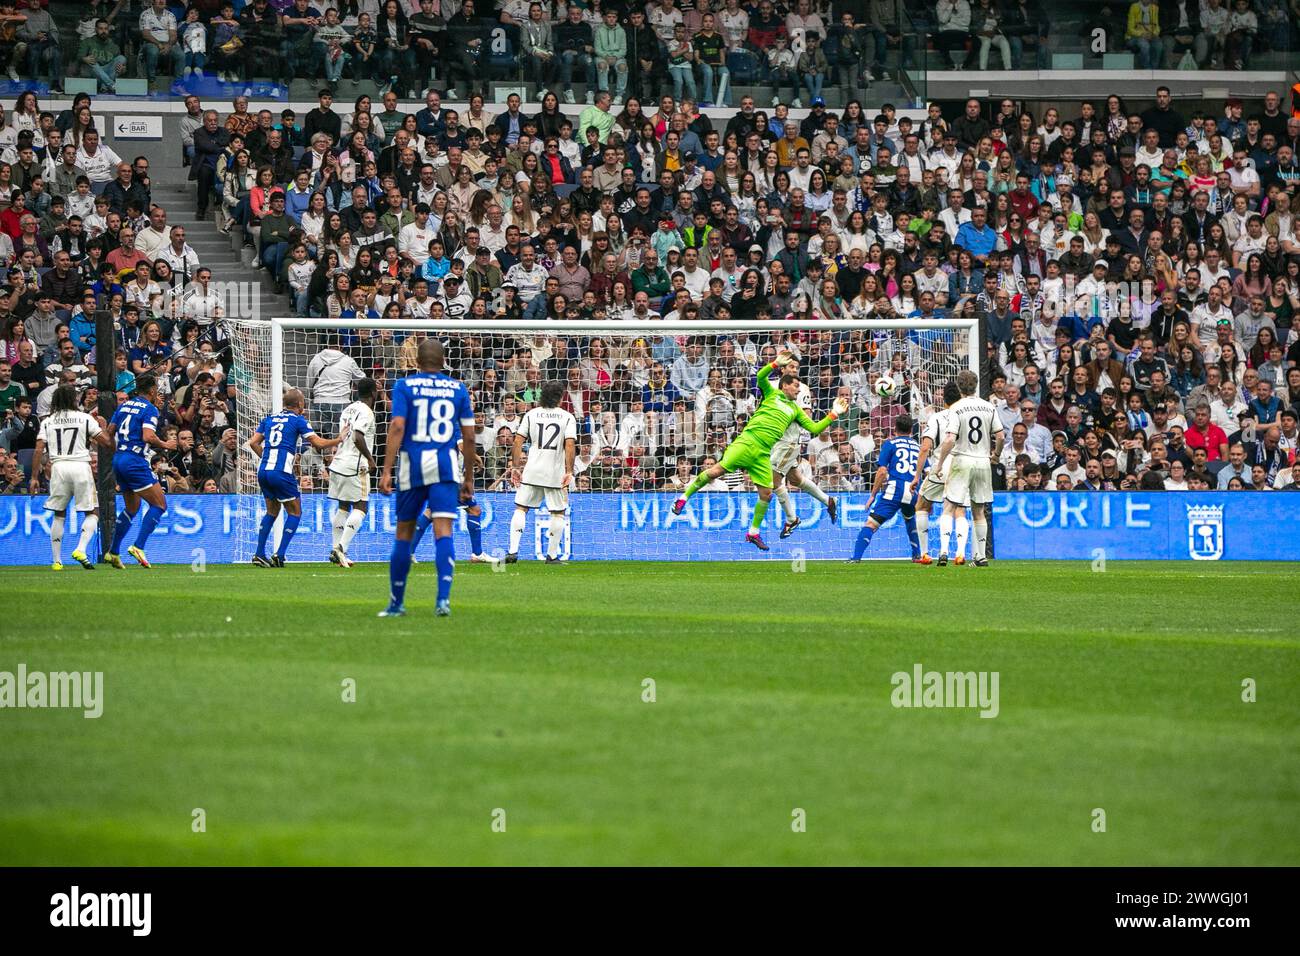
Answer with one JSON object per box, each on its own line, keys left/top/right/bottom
{"left": 874, "top": 377, "right": 897, "bottom": 399}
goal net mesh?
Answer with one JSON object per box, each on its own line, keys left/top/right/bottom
{"left": 222, "top": 319, "right": 976, "bottom": 562}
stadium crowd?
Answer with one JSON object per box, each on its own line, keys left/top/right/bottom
{"left": 13, "top": 0, "right": 1298, "bottom": 98}
{"left": 1, "top": 5, "right": 1299, "bottom": 500}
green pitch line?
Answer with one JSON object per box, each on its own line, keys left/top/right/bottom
{"left": 0, "top": 562, "right": 1296, "bottom": 865}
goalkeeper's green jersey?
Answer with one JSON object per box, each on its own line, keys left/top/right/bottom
{"left": 742, "top": 362, "right": 837, "bottom": 449}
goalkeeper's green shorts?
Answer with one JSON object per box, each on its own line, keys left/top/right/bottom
{"left": 719, "top": 433, "right": 774, "bottom": 488}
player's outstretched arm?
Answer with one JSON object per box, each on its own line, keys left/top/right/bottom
{"left": 800, "top": 397, "right": 848, "bottom": 437}
{"left": 755, "top": 360, "right": 781, "bottom": 398}
{"left": 306, "top": 432, "right": 343, "bottom": 450}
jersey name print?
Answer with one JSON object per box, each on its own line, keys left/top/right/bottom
{"left": 947, "top": 397, "right": 1002, "bottom": 459}
{"left": 517, "top": 406, "right": 577, "bottom": 488}
{"left": 39, "top": 411, "right": 101, "bottom": 463}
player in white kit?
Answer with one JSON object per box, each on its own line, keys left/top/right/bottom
{"left": 908, "top": 380, "right": 963, "bottom": 564}
{"left": 932, "top": 370, "right": 1003, "bottom": 567}
{"left": 327, "top": 377, "right": 378, "bottom": 568}
{"left": 29, "top": 385, "right": 115, "bottom": 570}
{"left": 768, "top": 355, "right": 839, "bottom": 538}
{"left": 506, "top": 380, "right": 577, "bottom": 564}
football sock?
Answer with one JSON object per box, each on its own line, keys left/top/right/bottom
{"left": 547, "top": 513, "right": 565, "bottom": 558}
{"left": 749, "top": 496, "right": 769, "bottom": 533}
{"left": 775, "top": 485, "right": 796, "bottom": 521}
{"left": 275, "top": 513, "right": 301, "bottom": 559}
{"left": 330, "top": 508, "right": 347, "bottom": 549}
{"left": 410, "top": 510, "right": 432, "bottom": 552}
{"left": 466, "top": 510, "right": 483, "bottom": 554}
{"left": 938, "top": 512, "right": 954, "bottom": 556}
{"left": 509, "top": 508, "right": 526, "bottom": 554}
{"left": 50, "top": 516, "right": 64, "bottom": 563}
{"left": 340, "top": 509, "right": 365, "bottom": 552}
{"left": 683, "top": 471, "right": 711, "bottom": 499}
{"left": 916, "top": 510, "right": 930, "bottom": 554}
{"left": 388, "top": 538, "right": 412, "bottom": 607}
{"left": 434, "top": 534, "right": 454, "bottom": 602}
{"left": 955, "top": 513, "right": 970, "bottom": 559}
{"left": 904, "top": 514, "right": 921, "bottom": 559}
{"left": 973, "top": 513, "right": 988, "bottom": 561}
{"left": 111, "top": 507, "right": 136, "bottom": 554}
{"left": 852, "top": 523, "right": 875, "bottom": 561}
{"left": 255, "top": 512, "right": 275, "bottom": 559}
{"left": 801, "top": 481, "right": 830, "bottom": 506}
{"left": 135, "top": 504, "right": 164, "bottom": 549}
{"left": 76, "top": 513, "right": 98, "bottom": 556}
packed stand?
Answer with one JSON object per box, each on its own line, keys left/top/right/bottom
{"left": 2, "top": 19, "right": 1299, "bottom": 498}
{"left": 177, "top": 74, "right": 1299, "bottom": 495}
{"left": 40, "top": 0, "right": 1300, "bottom": 102}
{"left": 1, "top": 87, "right": 240, "bottom": 496}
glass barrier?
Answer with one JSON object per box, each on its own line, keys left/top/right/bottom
{"left": 895, "top": 0, "right": 1296, "bottom": 75}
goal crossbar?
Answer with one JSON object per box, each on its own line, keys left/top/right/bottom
{"left": 267, "top": 317, "right": 980, "bottom": 413}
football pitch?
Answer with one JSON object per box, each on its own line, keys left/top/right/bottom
{"left": 1, "top": 560, "right": 1296, "bottom": 866}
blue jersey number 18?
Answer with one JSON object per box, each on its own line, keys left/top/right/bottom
{"left": 410, "top": 397, "right": 455, "bottom": 444}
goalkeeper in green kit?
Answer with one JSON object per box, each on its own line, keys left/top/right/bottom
{"left": 672, "top": 352, "right": 849, "bottom": 550}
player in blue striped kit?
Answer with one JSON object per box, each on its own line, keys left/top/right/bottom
{"left": 247, "top": 389, "right": 342, "bottom": 567}
{"left": 408, "top": 439, "right": 491, "bottom": 565}
{"left": 104, "top": 374, "right": 178, "bottom": 569}
{"left": 850, "top": 415, "right": 924, "bottom": 563}
{"left": 378, "top": 340, "right": 478, "bottom": 618}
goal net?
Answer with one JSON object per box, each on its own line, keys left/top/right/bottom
{"left": 222, "top": 318, "right": 979, "bottom": 563}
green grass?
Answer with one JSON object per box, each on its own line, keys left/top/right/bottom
{"left": 1, "top": 560, "right": 1297, "bottom": 866}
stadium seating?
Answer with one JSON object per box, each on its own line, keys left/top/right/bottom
{"left": 1, "top": 0, "right": 1298, "bottom": 507}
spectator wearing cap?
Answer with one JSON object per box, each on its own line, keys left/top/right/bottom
{"left": 467, "top": 246, "right": 503, "bottom": 300}
{"left": 439, "top": 274, "right": 472, "bottom": 320}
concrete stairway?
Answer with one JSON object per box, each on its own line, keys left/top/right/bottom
{"left": 149, "top": 181, "right": 294, "bottom": 323}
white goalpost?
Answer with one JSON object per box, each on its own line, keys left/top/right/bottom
{"left": 222, "top": 317, "right": 979, "bottom": 563}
